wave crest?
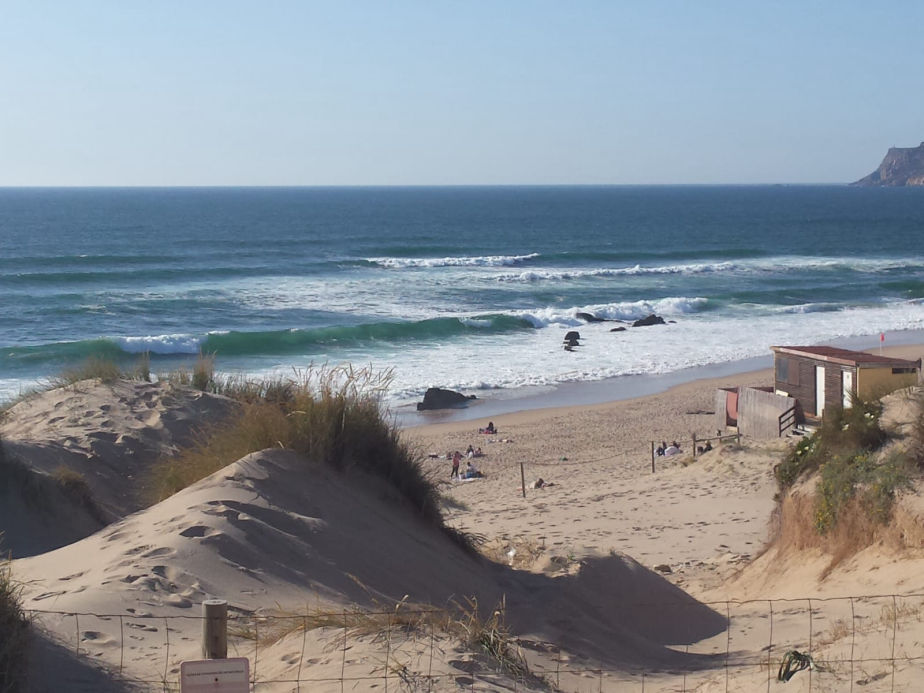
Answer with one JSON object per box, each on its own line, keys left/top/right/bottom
{"left": 367, "top": 253, "right": 540, "bottom": 269}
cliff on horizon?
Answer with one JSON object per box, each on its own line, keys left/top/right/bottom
{"left": 853, "top": 141, "right": 924, "bottom": 186}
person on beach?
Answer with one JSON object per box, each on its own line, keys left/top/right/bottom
{"left": 464, "top": 460, "right": 482, "bottom": 479}
{"left": 451, "top": 451, "right": 462, "bottom": 479}
{"left": 479, "top": 421, "right": 496, "bottom": 434}
{"left": 466, "top": 444, "right": 475, "bottom": 458}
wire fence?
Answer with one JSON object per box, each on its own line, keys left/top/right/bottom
{"left": 25, "top": 592, "right": 924, "bottom": 691}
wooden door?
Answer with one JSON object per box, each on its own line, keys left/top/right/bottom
{"left": 842, "top": 370, "right": 854, "bottom": 408}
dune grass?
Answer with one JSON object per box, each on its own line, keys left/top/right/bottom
{"left": 909, "top": 389, "right": 924, "bottom": 469}
{"left": 48, "top": 352, "right": 154, "bottom": 389}
{"left": 0, "top": 547, "right": 29, "bottom": 693}
{"left": 149, "top": 366, "right": 463, "bottom": 546}
{"left": 0, "top": 436, "right": 26, "bottom": 692}
{"left": 236, "top": 596, "right": 537, "bottom": 686}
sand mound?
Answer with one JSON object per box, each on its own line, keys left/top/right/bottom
{"left": 13, "top": 447, "right": 728, "bottom": 687}
{"left": 0, "top": 379, "right": 237, "bottom": 554}
{"left": 0, "top": 454, "right": 106, "bottom": 558}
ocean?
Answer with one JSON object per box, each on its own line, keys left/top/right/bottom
{"left": 1, "top": 186, "right": 922, "bottom": 422}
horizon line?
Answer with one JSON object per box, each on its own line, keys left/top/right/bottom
{"left": 0, "top": 182, "right": 856, "bottom": 190}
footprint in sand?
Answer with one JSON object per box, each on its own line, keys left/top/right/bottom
{"left": 81, "top": 631, "right": 115, "bottom": 645}
{"left": 126, "top": 622, "right": 159, "bottom": 632}
{"left": 32, "top": 591, "right": 67, "bottom": 601}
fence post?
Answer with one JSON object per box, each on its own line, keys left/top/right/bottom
{"left": 202, "top": 599, "right": 228, "bottom": 659}
{"left": 520, "top": 462, "right": 526, "bottom": 498}
{"left": 651, "top": 441, "right": 655, "bottom": 473}
{"left": 692, "top": 433, "right": 697, "bottom": 458}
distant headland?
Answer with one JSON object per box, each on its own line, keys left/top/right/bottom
{"left": 853, "top": 141, "right": 924, "bottom": 186}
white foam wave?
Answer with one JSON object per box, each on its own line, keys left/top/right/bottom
{"left": 513, "top": 297, "right": 709, "bottom": 327}
{"left": 116, "top": 334, "right": 202, "bottom": 354}
{"left": 382, "top": 300, "right": 924, "bottom": 407}
{"left": 368, "top": 253, "right": 540, "bottom": 269}
{"left": 493, "top": 256, "right": 924, "bottom": 283}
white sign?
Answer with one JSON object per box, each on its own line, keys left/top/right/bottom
{"left": 180, "top": 657, "right": 250, "bottom": 692}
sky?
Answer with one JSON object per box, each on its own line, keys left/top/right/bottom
{"left": 1, "top": 1, "right": 922, "bottom": 186}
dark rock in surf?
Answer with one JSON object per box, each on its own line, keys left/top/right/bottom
{"left": 610, "top": 326, "right": 627, "bottom": 332}
{"left": 632, "top": 314, "right": 667, "bottom": 327}
{"left": 416, "top": 388, "right": 477, "bottom": 411}
{"left": 564, "top": 331, "right": 581, "bottom": 343}
{"left": 576, "top": 312, "right": 606, "bottom": 323}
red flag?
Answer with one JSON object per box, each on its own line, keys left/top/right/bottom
{"left": 881, "top": 333, "right": 885, "bottom": 342}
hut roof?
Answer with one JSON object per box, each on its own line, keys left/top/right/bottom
{"left": 770, "top": 345, "right": 920, "bottom": 369}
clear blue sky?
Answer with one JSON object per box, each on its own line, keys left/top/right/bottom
{"left": 2, "top": 1, "right": 921, "bottom": 185}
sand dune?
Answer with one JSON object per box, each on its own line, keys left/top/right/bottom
{"left": 13, "top": 448, "right": 725, "bottom": 690}
{"left": 1, "top": 379, "right": 236, "bottom": 555}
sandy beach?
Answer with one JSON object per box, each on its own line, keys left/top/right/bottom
{"left": 3, "top": 343, "right": 924, "bottom": 691}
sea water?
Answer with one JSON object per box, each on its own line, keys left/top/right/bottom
{"left": 1, "top": 186, "right": 922, "bottom": 420}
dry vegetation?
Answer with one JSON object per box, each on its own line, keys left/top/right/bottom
{"left": 773, "top": 390, "right": 923, "bottom": 569}
{"left": 1, "top": 435, "right": 29, "bottom": 693}
{"left": 0, "top": 552, "right": 28, "bottom": 693}
{"left": 147, "top": 364, "right": 470, "bottom": 549}
{"left": 236, "top": 596, "right": 539, "bottom": 686}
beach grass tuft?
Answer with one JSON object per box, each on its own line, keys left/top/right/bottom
{"left": 0, "top": 548, "right": 29, "bottom": 693}
{"left": 53, "top": 356, "right": 124, "bottom": 387}
{"left": 150, "top": 366, "right": 460, "bottom": 545}
{"left": 192, "top": 351, "right": 215, "bottom": 392}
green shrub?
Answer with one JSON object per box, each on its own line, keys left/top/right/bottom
{"left": 775, "top": 395, "right": 907, "bottom": 536}
{"left": 814, "top": 452, "right": 911, "bottom": 534}
{"left": 775, "top": 397, "right": 887, "bottom": 491}
{"left": 0, "top": 552, "right": 29, "bottom": 693}
{"left": 775, "top": 435, "right": 821, "bottom": 488}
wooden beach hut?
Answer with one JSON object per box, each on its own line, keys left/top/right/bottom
{"left": 770, "top": 345, "right": 920, "bottom": 419}
{"left": 716, "top": 345, "right": 920, "bottom": 438}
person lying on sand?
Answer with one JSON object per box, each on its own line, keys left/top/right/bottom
{"left": 463, "top": 461, "right": 484, "bottom": 479}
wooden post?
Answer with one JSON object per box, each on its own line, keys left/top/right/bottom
{"left": 520, "top": 462, "right": 526, "bottom": 498}
{"left": 202, "top": 599, "right": 228, "bottom": 659}
{"left": 692, "top": 434, "right": 697, "bottom": 458}
{"left": 650, "top": 441, "right": 655, "bottom": 473}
